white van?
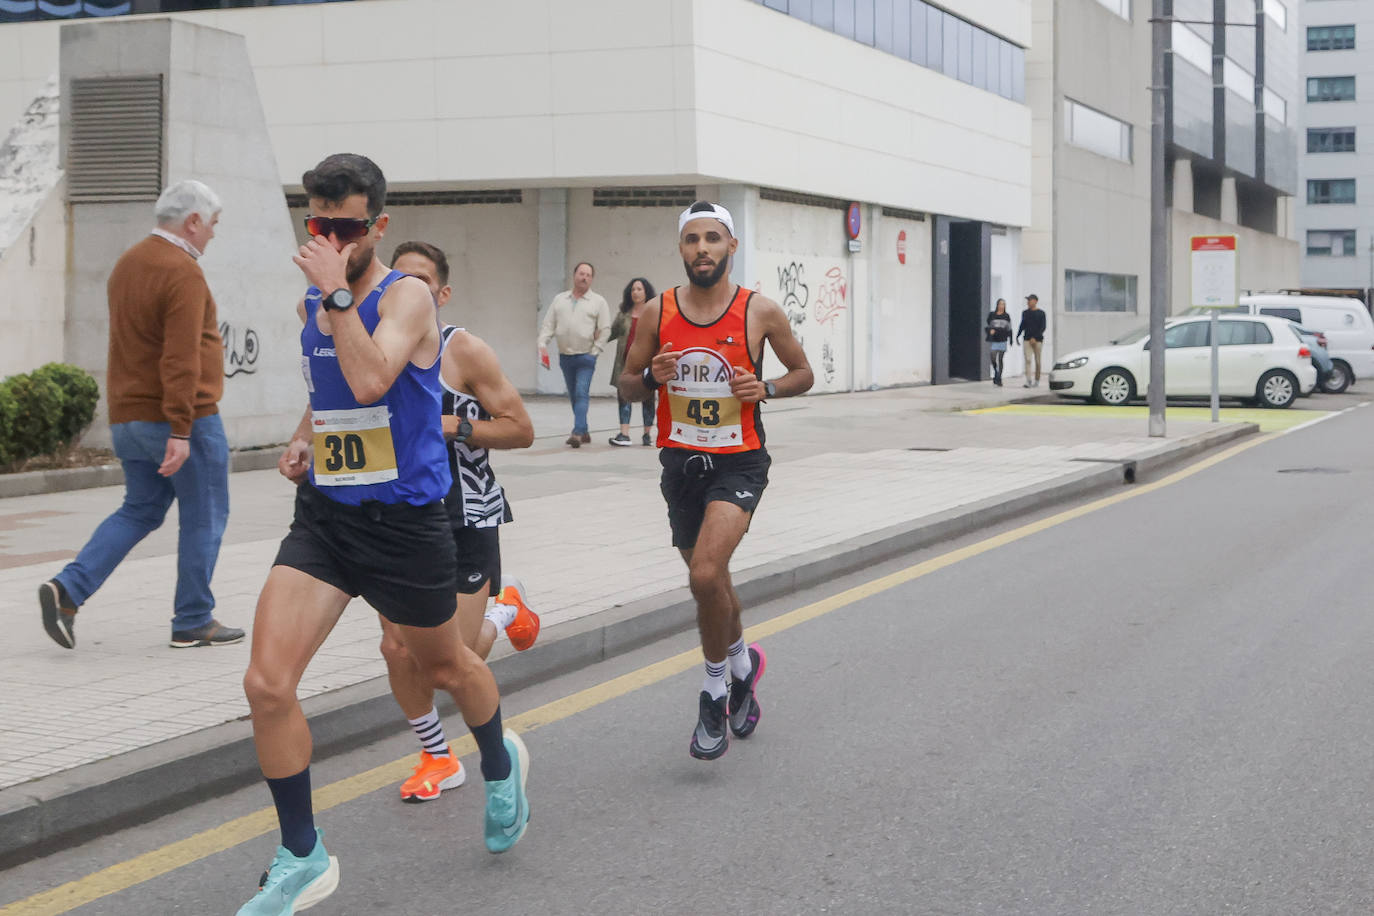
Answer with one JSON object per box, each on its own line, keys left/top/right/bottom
{"left": 1189, "top": 294, "right": 1374, "bottom": 390}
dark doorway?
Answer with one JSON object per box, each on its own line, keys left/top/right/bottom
{"left": 932, "top": 218, "right": 991, "bottom": 382}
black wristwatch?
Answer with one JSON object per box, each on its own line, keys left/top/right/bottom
{"left": 454, "top": 418, "right": 473, "bottom": 444}
{"left": 764, "top": 380, "right": 777, "bottom": 400}
{"left": 322, "top": 288, "right": 354, "bottom": 312}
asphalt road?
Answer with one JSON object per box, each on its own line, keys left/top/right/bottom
{"left": 4, "top": 402, "right": 1373, "bottom": 915}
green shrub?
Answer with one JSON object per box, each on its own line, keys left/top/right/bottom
{"left": 31, "top": 362, "right": 99, "bottom": 444}
{"left": 0, "top": 363, "right": 101, "bottom": 468}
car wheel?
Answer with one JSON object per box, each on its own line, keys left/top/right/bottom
{"left": 1321, "top": 361, "right": 1351, "bottom": 394}
{"left": 1256, "top": 369, "right": 1297, "bottom": 409}
{"left": 1092, "top": 368, "right": 1135, "bottom": 406}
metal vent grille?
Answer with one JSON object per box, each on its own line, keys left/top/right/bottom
{"left": 592, "top": 187, "right": 696, "bottom": 208}
{"left": 759, "top": 187, "right": 849, "bottom": 210}
{"left": 285, "top": 189, "right": 524, "bottom": 208}
{"left": 67, "top": 75, "right": 163, "bottom": 203}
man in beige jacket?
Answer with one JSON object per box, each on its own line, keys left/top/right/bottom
{"left": 537, "top": 261, "right": 611, "bottom": 447}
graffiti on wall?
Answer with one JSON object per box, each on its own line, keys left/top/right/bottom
{"left": 814, "top": 267, "right": 848, "bottom": 327}
{"left": 221, "top": 322, "right": 261, "bottom": 378}
{"left": 776, "top": 261, "right": 810, "bottom": 349}
{"left": 761, "top": 257, "right": 849, "bottom": 391}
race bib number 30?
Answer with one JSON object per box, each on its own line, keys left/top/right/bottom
{"left": 311, "top": 406, "right": 399, "bottom": 487}
{"left": 665, "top": 348, "right": 744, "bottom": 449}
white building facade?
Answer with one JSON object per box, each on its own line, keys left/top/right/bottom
{"left": 1297, "top": 0, "right": 1374, "bottom": 298}
{"left": 0, "top": 0, "right": 1035, "bottom": 440}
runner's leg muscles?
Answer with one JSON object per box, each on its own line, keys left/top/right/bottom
{"left": 685, "top": 501, "right": 752, "bottom": 662}
{"left": 379, "top": 614, "right": 434, "bottom": 720}
{"left": 243, "top": 566, "right": 351, "bottom": 777}
{"left": 397, "top": 616, "right": 500, "bottom": 727}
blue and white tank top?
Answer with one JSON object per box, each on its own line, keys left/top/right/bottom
{"left": 440, "top": 325, "right": 512, "bottom": 528}
{"left": 301, "top": 271, "right": 450, "bottom": 506}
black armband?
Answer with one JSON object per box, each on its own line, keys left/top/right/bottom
{"left": 642, "top": 367, "right": 660, "bottom": 389}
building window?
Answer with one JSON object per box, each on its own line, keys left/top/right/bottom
{"left": 1262, "top": 87, "right": 1287, "bottom": 124}
{"left": 1307, "top": 179, "right": 1356, "bottom": 204}
{"left": 1306, "top": 230, "right": 1357, "bottom": 257}
{"left": 1065, "top": 270, "right": 1138, "bottom": 313}
{"left": 1264, "top": 0, "right": 1286, "bottom": 32}
{"left": 1171, "top": 22, "right": 1213, "bottom": 74}
{"left": 1064, "top": 99, "right": 1133, "bottom": 162}
{"left": 1092, "top": 0, "right": 1129, "bottom": 19}
{"left": 1307, "top": 25, "right": 1354, "bottom": 52}
{"left": 1307, "top": 76, "right": 1356, "bottom": 102}
{"left": 1223, "top": 59, "right": 1254, "bottom": 100}
{"left": 1308, "top": 127, "right": 1356, "bottom": 153}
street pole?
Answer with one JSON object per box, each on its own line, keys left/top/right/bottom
{"left": 1149, "top": 0, "right": 1168, "bottom": 438}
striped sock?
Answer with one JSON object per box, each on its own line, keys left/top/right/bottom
{"left": 702, "top": 659, "right": 728, "bottom": 701}
{"left": 408, "top": 707, "right": 450, "bottom": 757}
{"left": 727, "top": 638, "right": 752, "bottom": 681}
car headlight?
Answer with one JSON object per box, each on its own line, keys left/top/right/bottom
{"left": 1054, "top": 357, "right": 1088, "bottom": 370}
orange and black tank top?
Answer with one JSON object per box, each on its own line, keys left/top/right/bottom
{"left": 656, "top": 285, "right": 764, "bottom": 453}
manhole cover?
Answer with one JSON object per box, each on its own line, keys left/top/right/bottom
{"left": 1276, "top": 467, "right": 1350, "bottom": 474}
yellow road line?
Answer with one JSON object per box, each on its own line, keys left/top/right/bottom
{"left": 968, "top": 403, "right": 1328, "bottom": 434}
{"left": 0, "top": 432, "right": 1275, "bottom": 916}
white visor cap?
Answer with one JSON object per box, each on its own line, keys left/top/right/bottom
{"left": 678, "top": 202, "right": 735, "bottom": 238}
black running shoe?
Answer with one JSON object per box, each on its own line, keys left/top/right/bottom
{"left": 689, "top": 691, "right": 728, "bottom": 760}
{"left": 39, "top": 579, "right": 77, "bottom": 649}
{"left": 727, "top": 643, "right": 767, "bottom": 738}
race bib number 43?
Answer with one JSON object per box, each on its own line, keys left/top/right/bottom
{"left": 311, "top": 406, "right": 399, "bottom": 487}
{"left": 665, "top": 348, "right": 744, "bottom": 449}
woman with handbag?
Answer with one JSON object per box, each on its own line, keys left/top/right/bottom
{"left": 608, "top": 277, "right": 658, "bottom": 445}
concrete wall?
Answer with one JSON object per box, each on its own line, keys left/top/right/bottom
{"left": 61, "top": 19, "right": 305, "bottom": 449}
{"left": 0, "top": 180, "right": 66, "bottom": 377}
{"left": 0, "top": 0, "right": 1032, "bottom": 229}
{"left": 873, "top": 211, "right": 933, "bottom": 386}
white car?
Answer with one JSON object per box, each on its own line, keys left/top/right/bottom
{"left": 1048, "top": 314, "right": 1317, "bottom": 408}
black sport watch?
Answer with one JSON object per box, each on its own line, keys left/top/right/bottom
{"left": 454, "top": 418, "right": 473, "bottom": 444}
{"left": 764, "top": 380, "right": 777, "bottom": 400}
{"left": 322, "top": 288, "right": 354, "bottom": 312}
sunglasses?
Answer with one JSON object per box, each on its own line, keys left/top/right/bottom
{"left": 304, "top": 216, "right": 377, "bottom": 242}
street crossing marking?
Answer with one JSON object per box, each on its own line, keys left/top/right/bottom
{"left": 0, "top": 433, "right": 1279, "bottom": 916}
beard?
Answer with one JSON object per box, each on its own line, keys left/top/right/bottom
{"left": 346, "top": 242, "right": 372, "bottom": 283}
{"left": 683, "top": 255, "right": 730, "bottom": 289}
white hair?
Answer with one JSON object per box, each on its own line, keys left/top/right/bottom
{"left": 154, "top": 179, "right": 221, "bottom": 228}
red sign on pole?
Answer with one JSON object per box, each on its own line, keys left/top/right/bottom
{"left": 897, "top": 230, "right": 907, "bottom": 264}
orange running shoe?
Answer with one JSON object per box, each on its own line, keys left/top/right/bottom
{"left": 496, "top": 575, "right": 541, "bottom": 652}
{"left": 399, "top": 748, "right": 465, "bottom": 803}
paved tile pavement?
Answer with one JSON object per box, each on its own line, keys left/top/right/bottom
{"left": 0, "top": 383, "right": 1248, "bottom": 791}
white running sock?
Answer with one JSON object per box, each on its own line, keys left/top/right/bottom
{"left": 702, "top": 659, "right": 728, "bottom": 700}
{"left": 485, "top": 601, "right": 517, "bottom": 632}
{"left": 407, "top": 707, "right": 449, "bottom": 757}
{"left": 727, "top": 638, "right": 752, "bottom": 681}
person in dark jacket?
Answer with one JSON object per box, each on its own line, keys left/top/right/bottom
{"left": 1016, "top": 293, "right": 1048, "bottom": 387}
{"left": 985, "top": 298, "right": 1013, "bottom": 386}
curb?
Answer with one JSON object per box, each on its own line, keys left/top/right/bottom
{"left": 0, "top": 449, "right": 282, "bottom": 499}
{"left": 0, "top": 421, "right": 1258, "bottom": 868}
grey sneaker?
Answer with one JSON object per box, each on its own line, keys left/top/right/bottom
{"left": 170, "top": 619, "right": 245, "bottom": 648}
{"left": 727, "top": 643, "right": 767, "bottom": 738}
{"left": 689, "top": 691, "right": 729, "bottom": 760}
{"left": 39, "top": 579, "right": 78, "bottom": 649}
{"left": 609, "top": 433, "right": 632, "bottom": 447}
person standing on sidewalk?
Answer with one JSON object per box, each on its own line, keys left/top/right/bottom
{"left": 1017, "top": 293, "right": 1047, "bottom": 388}
{"left": 38, "top": 179, "right": 241, "bottom": 651}
{"left": 620, "top": 201, "right": 813, "bottom": 761}
{"left": 537, "top": 261, "right": 610, "bottom": 447}
{"left": 608, "top": 276, "right": 658, "bottom": 446}
{"left": 986, "top": 298, "right": 1012, "bottom": 387}
{"left": 238, "top": 155, "right": 529, "bottom": 916}
{"left": 378, "top": 240, "right": 542, "bottom": 803}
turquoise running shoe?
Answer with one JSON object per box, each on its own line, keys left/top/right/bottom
{"left": 484, "top": 730, "right": 531, "bottom": 853}
{"left": 236, "top": 828, "right": 339, "bottom": 915}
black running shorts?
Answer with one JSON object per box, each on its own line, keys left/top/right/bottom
{"left": 658, "top": 447, "right": 771, "bottom": 549}
{"left": 452, "top": 524, "right": 501, "bottom": 597}
{"left": 273, "top": 483, "right": 457, "bottom": 628}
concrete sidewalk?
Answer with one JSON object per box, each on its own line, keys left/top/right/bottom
{"left": 0, "top": 382, "right": 1258, "bottom": 865}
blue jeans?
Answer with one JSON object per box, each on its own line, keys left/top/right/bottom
{"left": 559, "top": 352, "right": 597, "bottom": 436}
{"left": 56, "top": 414, "right": 230, "bottom": 632}
{"left": 618, "top": 390, "right": 656, "bottom": 428}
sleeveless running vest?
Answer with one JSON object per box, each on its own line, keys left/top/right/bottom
{"left": 655, "top": 285, "right": 764, "bottom": 453}
{"left": 440, "top": 325, "right": 511, "bottom": 528}
{"left": 301, "top": 270, "right": 450, "bottom": 506}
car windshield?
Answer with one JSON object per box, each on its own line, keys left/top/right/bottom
{"left": 1182, "top": 305, "right": 1247, "bottom": 316}
{"left": 1112, "top": 325, "right": 1151, "bottom": 345}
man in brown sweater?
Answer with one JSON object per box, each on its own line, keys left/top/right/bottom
{"left": 38, "top": 179, "right": 242, "bottom": 650}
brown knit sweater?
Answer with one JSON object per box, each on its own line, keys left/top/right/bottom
{"left": 105, "top": 235, "right": 223, "bottom": 437}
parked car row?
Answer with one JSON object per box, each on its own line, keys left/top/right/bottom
{"left": 1049, "top": 295, "right": 1374, "bottom": 409}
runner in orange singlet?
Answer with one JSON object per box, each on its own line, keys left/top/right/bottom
{"left": 619, "top": 201, "right": 813, "bottom": 760}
